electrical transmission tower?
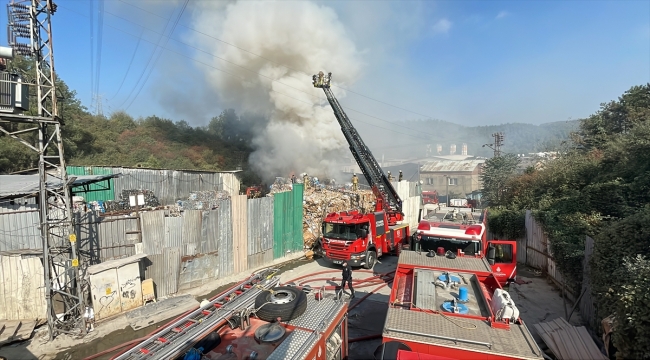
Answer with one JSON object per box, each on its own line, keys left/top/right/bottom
{"left": 482, "top": 132, "right": 504, "bottom": 157}
{"left": 3, "top": 0, "right": 85, "bottom": 339}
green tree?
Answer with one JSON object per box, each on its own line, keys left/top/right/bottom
{"left": 491, "top": 84, "right": 650, "bottom": 356}
{"left": 480, "top": 153, "right": 520, "bottom": 206}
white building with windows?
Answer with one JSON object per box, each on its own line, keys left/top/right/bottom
{"left": 419, "top": 160, "right": 485, "bottom": 198}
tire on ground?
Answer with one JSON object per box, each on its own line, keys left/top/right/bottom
{"left": 254, "top": 286, "right": 308, "bottom": 322}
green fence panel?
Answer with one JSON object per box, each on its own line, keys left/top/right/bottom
{"left": 292, "top": 183, "right": 304, "bottom": 251}
{"left": 273, "top": 184, "right": 305, "bottom": 259}
{"left": 284, "top": 190, "right": 293, "bottom": 255}
{"left": 67, "top": 166, "right": 115, "bottom": 202}
{"left": 273, "top": 190, "right": 287, "bottom": 259}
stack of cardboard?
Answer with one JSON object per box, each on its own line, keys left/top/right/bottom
{"left": 301, "top": 188, "right": 375, "bottom": 247}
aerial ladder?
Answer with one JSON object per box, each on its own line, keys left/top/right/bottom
{"left": 113, "top": 269, "right": 280, "bottom": 360}
{"left": 313, "top": 71, "right": 404, "bottom": 226}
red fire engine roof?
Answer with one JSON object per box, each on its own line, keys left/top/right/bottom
{"left": 383, "top": 307, "right": 543, "bottom": 360}
{"left": 398, "top": 250, "right": 492, "bottom": 273}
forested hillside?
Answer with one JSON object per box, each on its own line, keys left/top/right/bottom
{"left": 483, "top": 84, "right": 650, "bottom": 358}
{"left": 0, "top": 58, "right": 576, "bottom": 185}
{"left": 401, "top": 118, "right": 579, "bottom": 158}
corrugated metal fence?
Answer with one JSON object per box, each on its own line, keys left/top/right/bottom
{"left": 74, "top": 212, "right": 140, "bottom": 265}
{"left": 0, "top": 205, "right": 40, "bottom": 252}
{"left": 66, "top": 166, "right": 241, "bottom": 205}
{"left": 111, "top": 168, "right": 240, "bottom": 205}
{"left": 0, "top": 253, "right": 47, "bottom": 321}
{"left": 0, "top": 185, "right": 301, "bottom": 315}
{"left": 68, "top": 166, "right": 115, "bottom": 202}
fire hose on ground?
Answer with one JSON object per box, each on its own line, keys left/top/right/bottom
{"left": 93, "top": 269, "right": 394, "bottom": 359}
{"left": 284, "top": 269, "right": 393, "bottom": 344}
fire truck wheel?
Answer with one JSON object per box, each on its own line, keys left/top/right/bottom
{"left": 254, "top": 286, "right": 308, "bottom": 322}
{"left": 364, "top": 251, "right": 377, "bottom": 269}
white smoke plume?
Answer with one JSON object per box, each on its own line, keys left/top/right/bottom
{"left": 188, "top": 1, "right": 362, "bottom": 181}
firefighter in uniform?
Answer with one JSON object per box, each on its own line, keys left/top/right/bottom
{"left": 413, "top": 232, "right": 422, "bottom": 253}
{"left": 399, "top": 170, "right": 403, "bottom": 182}
{"left": 387, "top": 171, "right": 393, "bottom": 182}
{"left": 341, "top": 261, "right": 355, "bottom": 299}
{"left": 303, "top": 173, "right": 309, "bottom": 189}
{"left": 351, "top": 173, "right": 358, "bottom": 191}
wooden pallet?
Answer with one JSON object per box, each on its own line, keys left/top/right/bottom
{"left": 0, "top": 319, "right": 36, "bottom": 346}
{"left": 533, "top": 317, "right": 607, "bottom": 360}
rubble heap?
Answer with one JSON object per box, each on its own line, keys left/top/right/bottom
{"left": 302, "top": 187, "right": 375, "bottom": 248}
{"left": 268, "top": 177, "right": 293, "bottom": 194}
{"left": 103, "top": 189, "right": 160, "bottom": 212}
{"left": 177, "top": 190, "right": 230, "bottom": 210}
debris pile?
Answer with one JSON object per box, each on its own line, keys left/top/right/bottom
{"left": 269, "top": 177, "right": 293, "bottom": 194}
{"left": 177, "top": 190, "right": 230, "bottom": 211}
{"left": 302, "top": 187, "right": 375, "bottom": 248}
{"left": 103, "top": 189, "right": 160, "bottom": 212}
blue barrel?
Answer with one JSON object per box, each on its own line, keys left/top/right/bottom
{"left": 458, "top": 287, "right": 469, "bottom": 302}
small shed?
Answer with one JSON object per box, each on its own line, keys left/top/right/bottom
{"left": 87, "top": 254, "right": 147, "bottom": 320}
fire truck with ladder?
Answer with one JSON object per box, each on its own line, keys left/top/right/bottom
{"left": 414, "top": 209, "right": 518, "bottom": 287}
{"left": 108, "top": 268, "right": 350, "bottom": 360}
{"left": 377, "top": 250, "right": 544, "bottom": 360}
{"left": 313, "top": 71, "right": 410, "bottom": 269}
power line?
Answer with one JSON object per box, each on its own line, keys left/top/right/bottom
{"left": 108, "top": 26, "right": 145, "bottom": 101}
{"left": 118, "top": 0, "right": 170, "bottom": 20}
{"left": 123, "top": 0, "right": 189, "bottom": 111}
{"left": 59, "top": 5, "right": 438, "bottom": 143}
{"left": 178, "top": 25, "right": 442, "bottom": 122}
{"left": 94, "top": 0, "right": 105, "bottom": 115}
{"left": 89, "top": 0, "right": 94, "bottom": 107}
{"left": 112, "top": 8, "right": 176, "bottom": 110}
{"left": 91, "top": 6, "right": 441, "bottom": 140}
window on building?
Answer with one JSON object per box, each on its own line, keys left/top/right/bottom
{"left": 448, "top": 178, "right": 458, "bottom": 186}
{"left": 427, "top": 178, "right": 434, "bottom": 185}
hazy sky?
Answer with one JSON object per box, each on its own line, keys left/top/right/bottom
{"left": 7, "top": 0, "right": 648, "bottom": 128}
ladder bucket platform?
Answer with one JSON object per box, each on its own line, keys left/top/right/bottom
{"left": 115, "top": 269, "right": 280, "bottom": 360}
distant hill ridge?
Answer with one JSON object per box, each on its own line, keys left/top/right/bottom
{"left": 393, "top": 119, "right": 580, "bottom": 158}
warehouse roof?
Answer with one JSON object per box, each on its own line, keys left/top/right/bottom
{"left": 0, "top": 174, "right": 118, "bottom": 198}
{"left": 420, "top": 160, "right": 485, "bottom": 173}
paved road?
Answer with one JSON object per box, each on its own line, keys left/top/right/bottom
{"left": 279, "top": 254, "right": 581, "bottom": 359}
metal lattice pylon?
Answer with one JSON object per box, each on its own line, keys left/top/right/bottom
{"left": 3, "top": 0, "right": 85, "bottom": 339}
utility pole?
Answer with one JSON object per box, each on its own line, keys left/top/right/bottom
{"left": 3, "top": 0, "right": 85, "bottom": 339}
{"left": 483, "top": 132, "right": 504, "bottom": 157}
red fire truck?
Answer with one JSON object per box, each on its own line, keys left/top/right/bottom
{"left": 313, "top": 72, "right": 410, "bottom": 268}
{"left": 320, "top": 210, "right": 409, "bottom": 268}
{"left": 414, "top": 209, "right": 517, "bottom": 287}
{"left": 111, "top": 269, "right": 349, "bottom": 360}
{"left": 378, "top": 251, "right": 543, "bottom": 360}
{"left": 421, "top": 191, "right": 439, "bottom": 205}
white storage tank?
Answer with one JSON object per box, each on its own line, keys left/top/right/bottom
{"left": 491, "top": 288, "right": 520, "bottom": 322}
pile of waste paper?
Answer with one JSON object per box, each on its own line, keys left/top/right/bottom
{"left": 176, "top": 190, "right": 230, "bottom": 211}
{"left": 268, "top": 177, "right": 293, "bottom": 194}
{"left": 302, "top": 188, "right": 375, "bottom": 248}
{"left": 103, "top": 189, "right": 160, "bottom": 213}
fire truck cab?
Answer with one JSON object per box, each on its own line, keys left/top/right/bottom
{"left": 421, "top": 191, "right": 438, "bottom": 205}
{"left": 320, "top": 210, "right": 409, "bottom": 268}
{"left": 413, "top": 210, "right": 517, "bottom": 287}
